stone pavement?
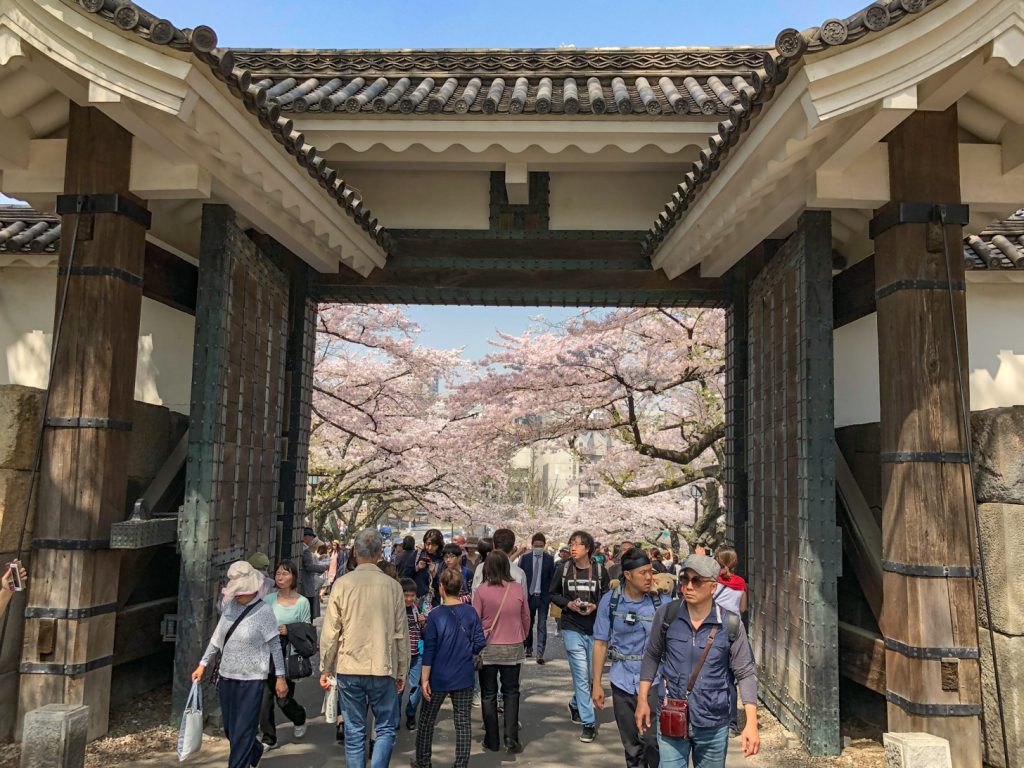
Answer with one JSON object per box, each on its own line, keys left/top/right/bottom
{"left": 139, "top": 620, "right": 751, "bottom": 767}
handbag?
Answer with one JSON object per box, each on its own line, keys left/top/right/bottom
{"left": 659, "top": 625, "right": 719, "bottom": 739}
{"left": 177, "top": 680, "right": 203, "bottom": 762}
{"left": 285, "top": 652, "right": 313, "bottom": 680}
{"left": 208, "top": 600, "right": 261, "bottom": 688}
{"left": 476, "top": 584, "right": 511, "bottom": 670}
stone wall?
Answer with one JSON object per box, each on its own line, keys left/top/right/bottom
{"left": 836, "top": 406, "right": 1024, "bottom": 768}
{"left": 0, "top": 384, "right": 186, "bottom": 740}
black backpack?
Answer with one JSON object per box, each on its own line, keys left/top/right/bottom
{"left": 608, "top": 586, "right": 663, "bottom": 631}
{"left": 658, "top": 599, "right": 740, "bottom": 646}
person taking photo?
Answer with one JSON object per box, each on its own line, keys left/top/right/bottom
{"left": 592, "top": 548, "right": 663, "bottom": 768}
{"left": 635, "top": 555, "right": 759, "bottom": 768}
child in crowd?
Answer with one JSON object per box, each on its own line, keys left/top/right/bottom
{"left": 399, "top": 578, "right": 426, "bottom": 730}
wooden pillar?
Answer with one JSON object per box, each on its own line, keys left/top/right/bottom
{"left": 873, "top": 106, "right": 983, "bottom": 767}
{"left": 18, "top": 105, "right": 147, "bottom": 739}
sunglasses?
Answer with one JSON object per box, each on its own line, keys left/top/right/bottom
{"left": 680, "top": 575, "right": 713, "bottom": 587}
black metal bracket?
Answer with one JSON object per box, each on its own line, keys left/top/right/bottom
{"left": 31, "top": 538, "right": 110, "bottom": 551}
{"left": 875, "top": 279, "right": 966, "bottom": 301}
{"left": 57, "top": 265, "right": 144, "bottom": 287}
{"left": 45, "top": 416, "right": 133, "bottom": 432}
{"left": 886, "top": 690, "right": 981, "bottom": 717}
{"left": 882, "top": 560, "right": 977, "bottom": 578}
{"left": 56, "top": 193, "right": 151, "bottom": 229}
{"left": 869, "top": 202, "right": 969, "bottom": 240}
{"left": 24, "top": 603, "right": 118, "bottom": 620}
{"left": 20, "top": 656, "right": 113, "bottom": 677}
{"left": 884, "top": 637, "right": 980, "bottom": 660}
{"left": 880, "top": 451, "right": 969, "bottom": 464}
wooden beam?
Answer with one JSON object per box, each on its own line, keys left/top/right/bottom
{"left": 835, "top": 444, "right": 883, "bottom": 623}
{"left": 874, "top": 106, "right": 983, "bottom": 767}
{"left": 113, "top": 597, "right": 177, "bottom": 666}
{"left": 833, "top": 255, "right": 875, "bottom": 328}
{"left": 143, "top": 241, "right": 197, "bottom": 315}
{"left": 839, "top": 621, "right": 886, "bottom": 695}
{"left": 18, "top": 105, "right": 147, "bottom": 741}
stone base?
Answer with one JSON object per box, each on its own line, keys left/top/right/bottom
{"left": 20, "top": 704, "right": 88, "bottom": 768}
{"left": 883, "top": 732, "right": 951, "bottom": 768}
{"left": 979, "top": 627, "right": 1024, "bottom": 768}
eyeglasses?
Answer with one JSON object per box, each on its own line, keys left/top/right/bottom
{"left": 680, "top": 575, "right": 712, "bottom": 587}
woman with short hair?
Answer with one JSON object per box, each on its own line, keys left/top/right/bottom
{"left": 193, "top": 561, "right": 287, "bottom": 768}
{"left": 414, "top": 567, "right": 486, "bottom": 768}
{"left": 474, "top": 551, "right": 531, "bottom": 753}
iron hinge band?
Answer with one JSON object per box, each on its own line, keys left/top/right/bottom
{"left": 31, "top": 538, "right": 110, "bottom": 551}
{"left": 880, "top": 451, "right": 970, "bottom": 464}
{"left": 57, "top": 265, "right": 143, "bottom": 287}
{"left": 886, "top": 691, "right": 981, "bottom": 717}
{"left": 875, "top": 279, "right": 966, "bottom": 301}
{"left": 882, "top": 560, "right": 977, "bottom": 578}
{"left": 24, "top": 603, "right": 117, "bottom": 620}
{"left": 884, "top": 637, "right": 980, "bottom": 660}
{"left": 869, "top": 202, "right": 969, "bottom": 240}
{"left": 56, "top": 193, "right": 151, "bottom": 229}
{"left": 20, "top": 656, "right": 113, "bottom": 676}
{"left": 45, "top": 416, "right": 133, "bottom": 431}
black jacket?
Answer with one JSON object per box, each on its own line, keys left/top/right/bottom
{"left": 520, "top": 551, "right": 556, "bottom": 600}
{"left": 284, "top": 622, "right": 318, "bottom": 658}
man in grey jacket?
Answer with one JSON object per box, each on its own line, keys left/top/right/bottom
{"left": 300, "top": 527, "right": 328, "bottom": 620}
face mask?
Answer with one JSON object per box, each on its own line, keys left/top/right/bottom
{"left": 533, "top": 547, "right": 544, "bottom": 557}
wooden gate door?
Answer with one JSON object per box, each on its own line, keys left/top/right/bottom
{"left": 746, "top": 211, "right": 841, "bottom": 755}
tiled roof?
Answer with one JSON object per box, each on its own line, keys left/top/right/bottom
{"left": 0, "top": 207, "right": 60, "bottom": 252}
{"left": 964, "top": 211, "right": 1024, "bottom": 269}
{"left": 66, "top": 0, "right": 389, "bottom": 252}
{"left": 229, "top": 49, "right": 772, "bottom": 117}
{"left": 642, "top": 0, "right": 946, "bottom": 259}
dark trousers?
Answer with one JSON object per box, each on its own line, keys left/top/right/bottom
{"left": 414, "top": 686, "right": 473, "bottom": 768}
{"left": 479, "top": 664, "right": 521, "bottom": 750}
{"left": 218, "top": 678, "right": 265, "bottom": 768}
{"left": 526, "top": 595, "right": 549, "bottom": 657}
{"left": 612, "top": 683, "right": 660, "bottom": 768}
{"left": 259, "top": 674, "right": 306, "bottom": 745}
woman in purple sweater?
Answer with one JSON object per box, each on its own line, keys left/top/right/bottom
{"left": 473, "top": 551, "right": 532, "bottom": 753}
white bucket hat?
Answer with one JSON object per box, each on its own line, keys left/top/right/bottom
{"left": 221, "top": 560, "right": 267, "bottom": 609}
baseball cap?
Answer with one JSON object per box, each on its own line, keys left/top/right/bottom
{"left": 303, "top": 527, "right": 315, "bottom": 538}
{"left": 680, "top": 554, "right": 720, "bottom": 580}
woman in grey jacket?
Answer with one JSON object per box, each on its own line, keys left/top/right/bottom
{"left": 193, "top": 560, "right": 288, "bottom": 768}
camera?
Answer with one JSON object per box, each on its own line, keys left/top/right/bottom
{"left": 624, "top": 611, "right": 639, "bottom": 626}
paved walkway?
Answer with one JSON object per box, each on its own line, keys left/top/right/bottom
{"left": 141, "top": 620, "right": 752, "bottom": 768}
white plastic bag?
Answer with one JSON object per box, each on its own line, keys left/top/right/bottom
{"left": 177, "top": 681, "right": 204, "bottom": 762}
{"left": 322, "top": 675, "right": 338, "bottom": 722}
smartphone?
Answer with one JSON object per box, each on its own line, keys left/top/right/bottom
{"left": 7, "top": 563, "right": 22, "bottom": 592}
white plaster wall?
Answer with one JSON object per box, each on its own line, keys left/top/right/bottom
{"left": 340, "top": 170, "right": 489, "bottom": 229}
{"left": 0, "top": 266, "right": 195, "bottom": 414}
{"left": 833, "top": 281, "right": 1024, "bottom": 427}
{"left": 549, "top": 172, "right": 682, "bottom": 230}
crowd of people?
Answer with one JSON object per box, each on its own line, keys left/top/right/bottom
{"left": 193, "top": 526, "right": 759, "bottom": 768}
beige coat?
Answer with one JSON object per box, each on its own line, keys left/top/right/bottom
{"left": 320, "top": 563, "right": 410, "bottom": 682}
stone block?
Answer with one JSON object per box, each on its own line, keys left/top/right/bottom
{"left": 0, "top": 469, "right": 35, "bottom": 552}
{"left": 977, "top": 503, "right": 1024, "bottom": 635}
{"left": 0, "top": 386, "right": 42, "bottom": 470}
{"left": 972, "top": 406, "right": 1024, "bottom": 504}
{"left": 979, "top": 627, "right": 1024, "bottom": 768}
{"left": 883, "top": 732, "right": 951, "bottom": 768}
{"left": 20, "top": 704, "right": 88, "bottom": 768}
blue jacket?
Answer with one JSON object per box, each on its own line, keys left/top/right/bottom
{"left": 639, "top": 603, "right": 757, "bottom": 730}
{"left": 520, "top": 551, "right": 556, "bottom": 600}
{"left": 422, "top": 603, "right": 486, "bottom": 692}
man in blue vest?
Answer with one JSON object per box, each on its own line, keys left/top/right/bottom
{"left": 592, "top": 547, "right": 663, "bottom": 767}
{"left": 519, "top": 532, "right": 556, "bottom": 663}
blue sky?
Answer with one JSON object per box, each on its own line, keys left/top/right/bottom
{"left": 139, "top": 2, "right": 856, "bottom": 357}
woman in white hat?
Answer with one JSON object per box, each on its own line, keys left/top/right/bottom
{"left": 192, "top": 560, "right": 288, "bottom": 768}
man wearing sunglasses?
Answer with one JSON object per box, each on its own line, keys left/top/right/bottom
{"left": 635, "top": 554, "right": 760, "bottom": 768}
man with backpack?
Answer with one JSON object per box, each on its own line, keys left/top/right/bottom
{"left": 592, "top": 548, "right": 663, "bottom": 767}
{"left": 635, "top": 555, "right": 760, "bottom": 768}
{"left": 549, "top": 529, "right": 609, "bottom": 743}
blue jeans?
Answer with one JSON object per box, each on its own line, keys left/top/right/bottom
{"left": 562, "top": 630, "right": 596, "bottom": 726}
{"left": 398, "top": 654, "right": 424, "bottom": 720}
{"left": 658, "top": 724, "right": 730, "bottom": 768}
{"left": 338, "top": 674, "right": 399, "bottom": 768}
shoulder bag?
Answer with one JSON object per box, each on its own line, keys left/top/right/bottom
{"left": 659, "top": 624, "right": 719, "bottom": 739}
{"left": 208, "top": 599, "right": 261, "bottom": 688}
{"left": 476, "top": 583, "right": 511, "bottom": 670}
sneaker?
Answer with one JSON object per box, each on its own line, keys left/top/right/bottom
{"left": 568, "top": 701, "right": 582, "bottom": 725}
{"left": 473, "top": 690, "right": 481, "bottom": 708}
{"left": 525, "top": 648, "right": 533, "bottom": 658}
{"left": 536, "top": 656, "right": 546, "bottom": 665}
{"left": 260, "top": 740, "right": 277, "bottom": 752}
{"left": 294, "top": 723, "right": 307, "bottom": 739}
{"left": 579, "top": 724, "right": 597, "bottom": 743}
{"left": 406, "top": 716, "right": 416, "bottom": 731}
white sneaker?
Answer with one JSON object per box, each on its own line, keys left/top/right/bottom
{"left": 295, "top": 723, "right": 307, "bottom": 739}
{"left": 472, "top": 690, "right": 481, "bottom": 708}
